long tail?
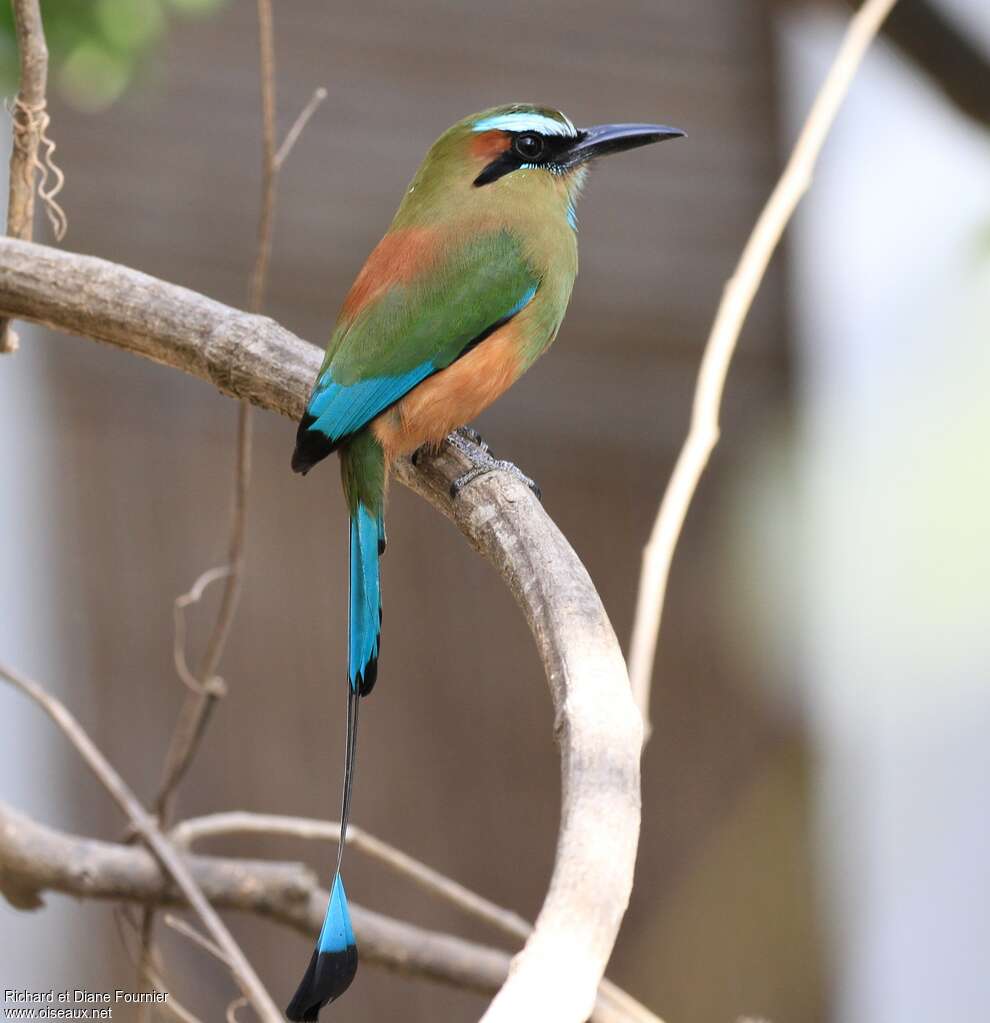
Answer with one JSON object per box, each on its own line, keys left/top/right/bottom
{"left": 284, "top": 690, "right": 360, "bottom": 1021}
{"left": 286, "top": 433, "right": 384, "bottom": 1022}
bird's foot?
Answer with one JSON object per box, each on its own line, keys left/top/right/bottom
{"left": 447, "top": 428, "right": 541, "bottom": 501}
{"left": 453, "top": 425, "right": 487, "bottom": 449}
{"left": 412, "top": 428, "right": 483, "bottom": 467}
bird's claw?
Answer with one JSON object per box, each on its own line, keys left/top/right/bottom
{"left": 412, "top": 428, "right": 487, "bottom": 469}
{"left": 453, "top": 425, "right": 489, "bottom": 452}
{"left": 447, "top": 429, "right": 542, "bottom": 501}
{"left": 451, "top": 460, "right": 542, "bottom": 501}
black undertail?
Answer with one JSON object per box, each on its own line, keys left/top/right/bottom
{"left": 285, "top": 945, "right": 359, "bottom": 1022}
{"left": 291, "top": 414, "right": 337, "bottom": 475}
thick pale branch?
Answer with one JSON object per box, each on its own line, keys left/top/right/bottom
{"left": 0, "top": 237, "right": 644, "bottom": 1023}
{"left": 0, "top": 239, "right": 316, "bottom": 414}
{"left": 393, "top": 445, "right": 643, "bottom": 1023}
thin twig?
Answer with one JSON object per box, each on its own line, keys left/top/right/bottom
{"left": 275, "top": 87, "right": 328, "bottom": 169}
{"left": 172, "top": 811, "right": 532, "bottom": 940}
{"left": 164, "top": 913, "right": 231, "bottom": 966}
{"left": 152, "top": 403, "right": 249, "bottom": 820}
{"left": 172, "top": 566, "right": 233, "bottom": 694}
{"left": 140, "top": 1, "right": 280, "bottom": 997}
{"left": 247, "top": 0, "right": 277, "bottom": 317}
{"left": 2, "top": 0, "right": 51, "bottom": 352}
{"left": 4, "top": 1, "right": 47, "bottom": 240}
{"left": 0, "top": 664, "right": 281, "bottom": 1022}
{"left": 626, "top": 0, "right": 899, "bottom": 734}
{"left": 114, "top": 908, "right": 205, "bottom": 1023}
{"left": 152, "top": 0, "right": 279, "bottom": 827}
{"left": 226, "top": 997, "right": 249, "bottom": 1023}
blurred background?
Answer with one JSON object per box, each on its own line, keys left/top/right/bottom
{"left": 1, "top": 1, "right": 987, "bottom": 1021}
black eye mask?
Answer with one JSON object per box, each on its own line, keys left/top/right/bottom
{"left": 473, "top": 131, "right": 583, "bottom": 187}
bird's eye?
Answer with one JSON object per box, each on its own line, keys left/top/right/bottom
{"left": 513, "top": 132, "right": 545, "bottom": 161}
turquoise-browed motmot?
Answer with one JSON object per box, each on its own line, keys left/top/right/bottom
{"left": 287, "top": 103, "right": 683, "bottom": 1020}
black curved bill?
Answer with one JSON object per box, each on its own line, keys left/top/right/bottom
{"left": 567, "top": 122, "right": 685, "bottom": 163}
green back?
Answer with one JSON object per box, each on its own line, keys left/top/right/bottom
{"left": 324, "top": 229, "right": 538, "bottom": 385}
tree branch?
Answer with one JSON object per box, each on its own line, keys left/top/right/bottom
{"left": 0, "top": 799, "right": 506, "bottom": 994}
{"left": 0, "top": 237, "right": 645, "bottom": 1023}
{"left": 0, "top": 800, "right": 654, "bottom": 1022}
{"left": 392, "top": 448, "right": 642, "bottom": 1023}
{"left": 2, "top": 0, "right": 50, "bottom": 352}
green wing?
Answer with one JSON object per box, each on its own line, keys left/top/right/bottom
{"left": 302, "top": 229, "right": 538, "bottom": 447}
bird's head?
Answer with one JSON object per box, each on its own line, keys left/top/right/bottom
{"left": 395, "top": 103, "right": 684, "bottom": 226}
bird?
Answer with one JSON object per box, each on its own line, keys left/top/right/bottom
{"left": 286, "top": 103, "right": 683, "bottom": 1021}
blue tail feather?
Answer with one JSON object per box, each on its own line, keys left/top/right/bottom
{"left": 288, "top": 498, "right": 381, "bottom": 1020}
{"left": 318, "top": 874, "right": 356, "bottom": 953}
{"left": 288, "top": 477, "right": 382, "bottom": 1020}
{"left": 349, "top": 502, "right": 382, "bottom": 695}
{"left": 285, "top": 875, "right": 358, "bottom": 1021}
